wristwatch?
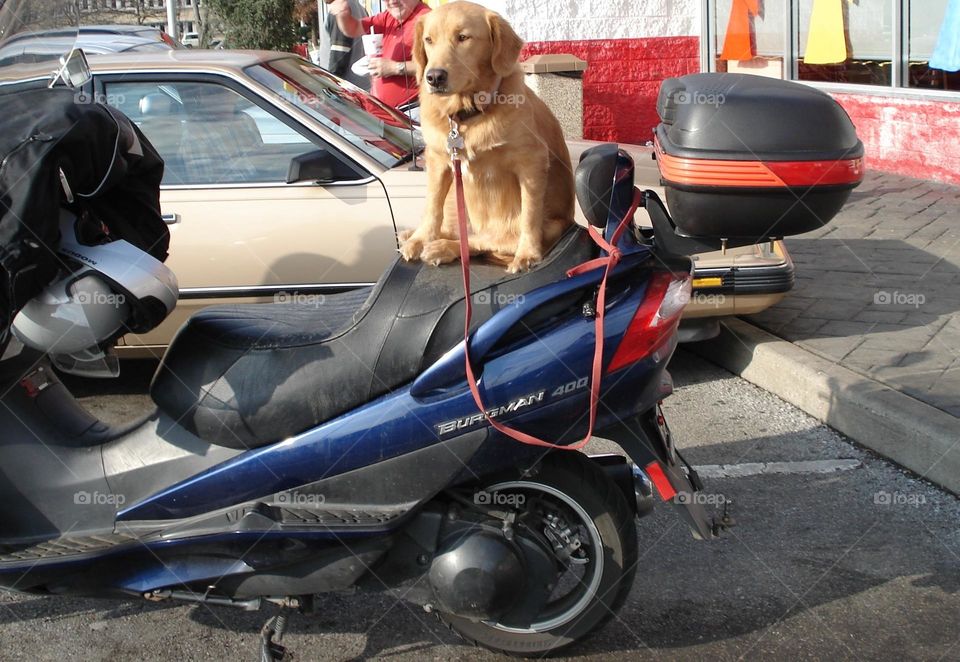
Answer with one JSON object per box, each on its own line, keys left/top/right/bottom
{"left": 395, "top": 61, "right": 405, "bottom": 76}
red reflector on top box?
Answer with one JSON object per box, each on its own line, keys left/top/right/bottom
{"left": 655, "top": 141, "right": 865, "bottom": 189}
{"left": 655, "top": 73, "right": 864, "bottom": 240}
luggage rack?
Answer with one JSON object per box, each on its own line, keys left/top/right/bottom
{"left": 640, "top": 189, "right": 782, "bottom": 256}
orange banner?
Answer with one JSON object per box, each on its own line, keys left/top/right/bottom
{"left": 720, "top": 0, "right": 760, "bottom": 61}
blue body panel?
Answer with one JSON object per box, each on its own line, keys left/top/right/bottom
{"left": 118, "top": 253, "right": 655, "bottom": 523}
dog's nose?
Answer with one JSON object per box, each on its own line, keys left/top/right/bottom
{"left": 425, "top": 68, "right": 448, "bottom": 88}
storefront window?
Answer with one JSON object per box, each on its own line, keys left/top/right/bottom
{"left": 714, "top": 0, "right": 787, "bottom": 78}
{"left": 707, "top": 0, "right": 959, "bottom": 94}
{"left": 910, "top": 0, "right": 960, "bottom": 90}
{"left": 797, "top": 0, "right": 893, "bottom": 86}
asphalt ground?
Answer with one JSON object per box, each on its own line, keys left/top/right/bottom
{"left": 1, "top": 350, "right": 957, "bottom": 661}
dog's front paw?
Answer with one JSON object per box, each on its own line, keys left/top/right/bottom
{"left": 399, "top": 236, "right": 426, "bottom": 262}
{"left": 507, "top": 247, "right": 542, "bottom": 274}
{"left": 420, "top": 239, "right": 458, "bottom": 266}
{"left": 397, "top": 229, "right": 415, "bottom": 243}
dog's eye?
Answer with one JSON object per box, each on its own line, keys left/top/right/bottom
{"left": 424, "top": 36, "right": 433, "bottom": 45}
{"left": 457, "top": 34, "right": 470, "bottom": 42}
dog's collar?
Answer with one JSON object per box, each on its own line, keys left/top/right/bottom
{"left": 452, "top": 107, "right": 484, "bottom": 124}
{"left": 449, "top": 76, "right": 502, "bottom": 124}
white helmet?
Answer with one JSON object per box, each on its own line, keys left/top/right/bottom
{"left": 12, "top": 268, "right": 132, "bottom": 355}
{"left": 11, "top": 213, "right": 178, "bottom": 374}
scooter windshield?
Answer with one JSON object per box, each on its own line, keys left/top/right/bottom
{"left": 0, "top": 0, "right": 80, "bottom": 85}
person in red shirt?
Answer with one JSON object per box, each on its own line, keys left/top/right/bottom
{"left": 328, "top": 0, "right": 430, "bottom": 108}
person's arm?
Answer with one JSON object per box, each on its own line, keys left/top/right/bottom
{"left": 368, "top": 58, "right": 414, "bottom": 78}
{"left": 328, "top": 0, "right": 365, "bottom": 39}
{"left": 328, "top": 29, "right": 353, "bottom": 76}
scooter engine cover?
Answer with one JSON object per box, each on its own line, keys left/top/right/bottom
{"left": 428, "top": 529, "right": 526, "bottom": 620}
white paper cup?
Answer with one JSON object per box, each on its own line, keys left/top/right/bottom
{"left": 361, "top": 33, "right": 383, "bottom": 57}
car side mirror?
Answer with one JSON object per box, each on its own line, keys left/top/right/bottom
{"left": 286, "top": 149, "right": 336, "bottom": 184}
{"left": 53, "top": 49, "right": 92, "bottom": 89}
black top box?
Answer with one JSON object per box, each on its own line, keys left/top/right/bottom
{"left": 655, "top": 73, "right": 864, "bottom": 240}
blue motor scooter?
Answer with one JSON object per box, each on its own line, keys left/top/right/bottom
{"left": 1, "top": 26, "right": 863, "bottom": 652}
{"left": 0, "top": 133, "right": 723, "bottom": 657}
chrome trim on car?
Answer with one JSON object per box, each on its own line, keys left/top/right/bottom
{"left": 178, "top": 283, "right": 374, "bottom": 300}
{"left": 160, "top": 175, "right": 377, "bottom": 191}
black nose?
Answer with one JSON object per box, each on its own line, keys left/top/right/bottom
{"left": 425, "top": 68, "right": 448, "bottom": 88}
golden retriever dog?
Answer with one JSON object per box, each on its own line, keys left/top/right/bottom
{"left": 398, "top": 1, "right": 575, "bottom": 273}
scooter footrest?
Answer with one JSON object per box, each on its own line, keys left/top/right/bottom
{"left": 0, "top": 532, "right": 139, "bottom": 563}
{"left": 275, "top": 505, "right": 407, "bottom": 527}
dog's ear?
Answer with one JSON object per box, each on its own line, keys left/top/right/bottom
{"left": 487, "top": 11, "right": 524, "bottom": 78}
{"left": 412, "top": 17, "right": 428, "bottom": 84}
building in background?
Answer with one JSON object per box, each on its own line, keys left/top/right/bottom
{"left": 474, "top": 0, "right": 959, "bottom": 186}
{"left": 476, "top": 0, "right": 701, "bottom": 148}
{"left": 76, "top": 0, "right": 222, "bottom": 44}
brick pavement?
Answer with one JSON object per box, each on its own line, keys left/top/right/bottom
{"left": 747, "top": 171, "right": 960, "bottom": 417}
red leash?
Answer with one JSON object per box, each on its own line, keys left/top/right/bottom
{"left": 453, "top": 155, "right": 642, "bottom": 450}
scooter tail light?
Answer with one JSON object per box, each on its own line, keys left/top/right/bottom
{"left": 607, "top": 270, "right": 692, "bottom": 373}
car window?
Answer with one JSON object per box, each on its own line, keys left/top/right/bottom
{"left": 246, "top": 57, "right": 421, "bottom": 168}
{"left": 242, "top": 105, "right": 311, "bottom": 146}
{"left": 104, "top": 79, "right": 328, "bottom": 186}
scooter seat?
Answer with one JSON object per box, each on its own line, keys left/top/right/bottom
{"left": 150, "top": 227, "right": 597, "bottom": 449}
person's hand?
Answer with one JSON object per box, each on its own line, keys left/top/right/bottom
{"left": 367, "top": 57, "right": 395, "bottom": 78}
{"left": 328, "top": 0, "right": 349, "bottom": 16}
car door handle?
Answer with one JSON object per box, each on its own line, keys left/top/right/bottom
{"left": 162, "top": 213, "right": 180, "bottom": 225}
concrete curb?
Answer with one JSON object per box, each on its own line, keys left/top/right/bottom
{"left": 688, "top": 318, "right": 960, "bottom": 495}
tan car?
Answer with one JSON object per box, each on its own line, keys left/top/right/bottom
{"left": 5, "top": 50, "right": 792, "bottom": 357}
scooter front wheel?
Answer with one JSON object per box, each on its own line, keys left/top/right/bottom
{"left": 438, "top": 452, "right": 639, "bottom": 656}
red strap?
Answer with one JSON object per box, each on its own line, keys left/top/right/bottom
{"left": 454, "top": 158, "right": 642, "bottom": 450}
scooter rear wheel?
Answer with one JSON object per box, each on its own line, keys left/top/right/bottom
{"left": 438, "top": 452, "right": 639, "bottom": 656}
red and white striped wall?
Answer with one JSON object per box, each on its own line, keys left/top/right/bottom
{"left": 476, "top": 0, "right": 701, "bottom": 145}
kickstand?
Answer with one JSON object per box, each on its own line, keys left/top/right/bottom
{"left": 259, "top": 611, "right": 291, "bottom": 662}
